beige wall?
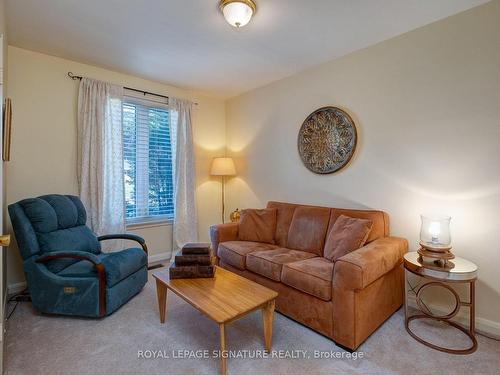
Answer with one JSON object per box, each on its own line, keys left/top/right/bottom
{"left": 6, "top": 46, "right": 226, "bottom": 287}
{"left": 226, "top": 1, "right": 500, "bottom": 333}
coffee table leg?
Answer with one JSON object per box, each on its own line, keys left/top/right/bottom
{"left": 155, "top": 279, "right": 167, "bottom": 323}
{"left": 219, "top": 323, "right": 226, "bottom": 375}
{"left": 262, "top": 299, "right": 275, "bottom": 351}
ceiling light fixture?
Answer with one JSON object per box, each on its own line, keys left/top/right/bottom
{"left": 219, "top": 0, "right": 257, "bottom": 28}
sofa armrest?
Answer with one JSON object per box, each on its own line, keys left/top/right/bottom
{"left": 209, "top": 222, "right": 239, "bottom": 257}
{"left": 333, "top": 236, "right": 408, "bottom": 290}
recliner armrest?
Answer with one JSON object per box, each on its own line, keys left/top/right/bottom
{"left": 36, "top": 251, "right": 102, "bottom": 265}
{"left": 36, "top": 250, "right": 107, "bottom": 317}
{"left": 98, "top": 233, "right": 148, "bottom": 253}
{"left": 333, "top": 236, "right": 408, "bottom": 290}
{"left": 209, "top": 222, "right": 239, "bottom": 257}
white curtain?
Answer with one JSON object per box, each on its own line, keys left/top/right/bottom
{"left": 77, "top": 78, "right": 125, "bottom": 246}
{"left": 170, "top": 98, "right": 198, "bottom": 249}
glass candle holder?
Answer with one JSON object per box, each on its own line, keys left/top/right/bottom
{"left": 420, "top": 214, "right": 451, "bottom": 249}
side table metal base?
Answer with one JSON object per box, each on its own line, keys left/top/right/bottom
{"left": 403, "top": 253, "right": 478, "bottom": 355}
{"left": 405, "top": 314, "right": 478, "bottom": 354}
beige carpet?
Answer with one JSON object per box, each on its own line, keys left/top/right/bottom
{"left": 5, "top": 267, "right": 500, "bottom": 375}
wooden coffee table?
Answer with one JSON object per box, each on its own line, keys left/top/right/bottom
{"left": 153, "top": 266, "right": 278, "bottom": 375}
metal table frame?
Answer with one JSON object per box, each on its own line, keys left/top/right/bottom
{"left": 403, "top": 252, "right": 478, "bottom": 354}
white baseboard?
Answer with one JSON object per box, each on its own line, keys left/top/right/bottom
{"left": 475, "top": 316, "right": 500, "bottom": 339}
{"left": 7, "top": 281, "right": 27, "bottom": 296}
{"left": 407, "top": 295, "right": 500, "bottom": 340}
{"left": 148, "top": 251, "right": 171, "bottom": 265}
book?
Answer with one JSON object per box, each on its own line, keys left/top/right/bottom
{"left": 168, "top": 262, "right": 215, "bottom": 279}
{"left": 175, "top": 251, "right": 212, "bottom": 266}
{"left": 181, "top": 242, "right": 211, "bottom": 255}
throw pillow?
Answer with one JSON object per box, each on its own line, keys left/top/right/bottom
{"left": 238, "top": 208, "right": 277, "bottom": 244}
{"left": 323, "top": 215, "right": 373, "bottom": 261}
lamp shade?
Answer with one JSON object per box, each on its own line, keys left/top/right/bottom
{"left": 211, "top": 157, "right": 236, "bottom": 176}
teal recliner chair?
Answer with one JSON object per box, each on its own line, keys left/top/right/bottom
{"left": 8, "top": 194, "right": 148, "bottom": 318}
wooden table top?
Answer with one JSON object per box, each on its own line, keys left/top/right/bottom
{"left": 153, "top": 266, "right": 278, "bottom": 324}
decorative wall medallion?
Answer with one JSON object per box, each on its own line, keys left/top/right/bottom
{"left": 298, "top": 107, "right": 357, "bottom": 174}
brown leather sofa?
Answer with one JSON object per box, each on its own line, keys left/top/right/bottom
{"left": 210, "top": 201, "right": 408, "bottom": 350}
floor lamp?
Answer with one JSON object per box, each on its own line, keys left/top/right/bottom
{"left": 210, "top": 157, "right": 236, "bottom": 223}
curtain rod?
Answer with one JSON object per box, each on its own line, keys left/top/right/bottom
{"left": 67, "top": 72, "right": 198, "bottom": 105}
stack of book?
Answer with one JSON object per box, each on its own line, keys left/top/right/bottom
{"left": 169, "top": 243, "right": 215, "bottom": 279}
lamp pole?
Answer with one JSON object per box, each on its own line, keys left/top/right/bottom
{"left": 221, "top": 175, "right": 225, "bottom": 223}
{"left": 210, "top": 157, "right": 235, "bottom": 224}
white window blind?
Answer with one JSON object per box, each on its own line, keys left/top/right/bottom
{"left": 123, "top": 96, "right": 175, "bottom": 223}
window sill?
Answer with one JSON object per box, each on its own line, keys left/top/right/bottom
{"left": 126, "top": 217, "right": 173, "bottom": 230}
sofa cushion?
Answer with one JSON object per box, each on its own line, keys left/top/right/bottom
{"left": 266, "top": 202, "right": 297, "bottom": 247}
{"left": 324, "top": 215, "right": 373, "bottom": 261}
{"left": 238, "top": 208, "right": 277, "bottom": 244}
{"left": 286, "top": 206, "right": 331, "bottom": 255}
{"left": 329, "top": 208, "right": 388, "bottom": 244}
{"left": 246, "top": 248, "right": 317, "bottom": 281}
{"left": 281, "top": 257, "right": 334, "bottom": 301}
{"left": 218, "top": 241, "right": 278, "bottom": 270}
{"left": 57, "top": 248, "right": 147, "bottom": 287}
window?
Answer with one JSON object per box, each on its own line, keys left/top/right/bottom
{"left": 123, "top": 97, "right": 175, "bottom": 223}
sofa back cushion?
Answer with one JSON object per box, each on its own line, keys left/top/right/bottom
{"left": 266, "top": 202, "right": 297, "bottom": 247}
{"left": 266, "top": 202, "right": 390, "bottom": 256}
{"left": 238, "top": 208, "right": 277, "bottom": 244}
{"left": 323, "top": 215, "right": 373, "bottom": 261}
{"left": 328, "top": 208, "right": 389, "bottom": 244}
{"left": 286, "top": 206, "right": 331, "bottom": 255}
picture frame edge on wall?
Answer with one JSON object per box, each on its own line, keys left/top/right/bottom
{"left": 2, "top": 97, "right": 12, "bottom": 162}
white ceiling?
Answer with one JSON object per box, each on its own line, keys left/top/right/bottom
{"left": 6, "top": 0, "right": 489, "bottom": 98}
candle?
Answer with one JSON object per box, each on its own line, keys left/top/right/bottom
{"left": 428, "top": 221, "right": 441, "bottom": 243}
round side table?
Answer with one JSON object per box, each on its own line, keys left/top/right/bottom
{"left": 403, "top": 251, "right": 478, "bottom": 354}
